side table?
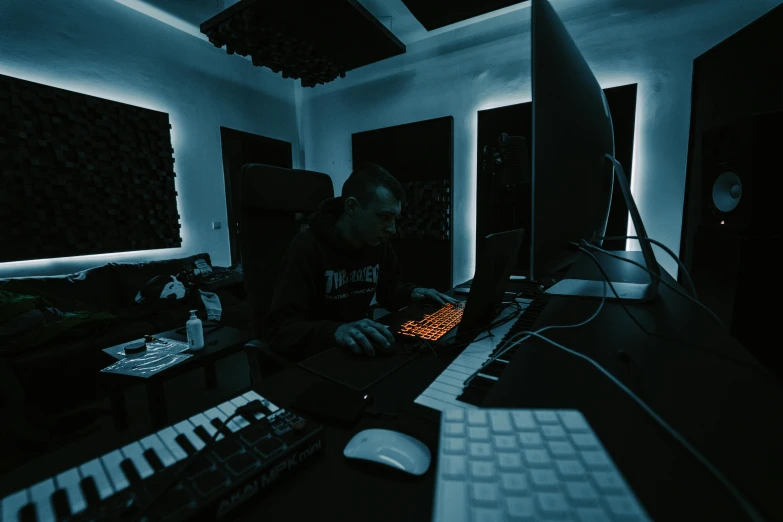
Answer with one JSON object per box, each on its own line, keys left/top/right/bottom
{"left": 98, "top": 325, "right": 252, "bottom": 430}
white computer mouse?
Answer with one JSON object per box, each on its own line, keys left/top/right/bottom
{"left": 343, "top": 429, "right": 431, "bottom": 476}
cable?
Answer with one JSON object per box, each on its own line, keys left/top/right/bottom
{"left": 599, "top": 235, "right": 698, "bottom": 300}
{"left": 579, "top": 240, "right": 725, "bottom": 329}
{"left": 463, "top": 270, "right": 608, "bottom": 388}
{"left": 465, "top": 248, "right": 767, "bottom": 522}
{"left": 132, "top": 400, "right": 269, "bottom": 521}
{"left": 528, "top": 329, "right": 766, "bottom": 522}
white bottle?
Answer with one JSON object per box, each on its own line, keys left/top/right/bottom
{"left": 186, "top": 310, "right": 204, "bottom": 351}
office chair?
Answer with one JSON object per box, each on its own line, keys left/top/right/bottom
{"left": 237, "top": 164, "right": 335, "bottom": 384}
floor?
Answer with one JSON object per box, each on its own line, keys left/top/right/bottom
{"left": 0, "top": 350, "right": 253, "bottom": 499}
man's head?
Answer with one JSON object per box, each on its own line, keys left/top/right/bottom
{"left": 337, "top": 163, "right": 405, "bottom": 248}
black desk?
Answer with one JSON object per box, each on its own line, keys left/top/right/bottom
{"left": 234, "top": 251, "right": 783, "bottom": 522}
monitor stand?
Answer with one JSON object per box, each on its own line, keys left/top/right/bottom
{"left": 545, "top": 155, "right": 660, "bottom": 303}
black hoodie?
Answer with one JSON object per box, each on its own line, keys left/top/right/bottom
{"left": 260, "top": 197, "right": 418, "bottom": 361}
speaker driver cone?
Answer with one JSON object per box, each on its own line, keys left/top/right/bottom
{"left": 712, "top": 171, "right": 743, "bottom": 213}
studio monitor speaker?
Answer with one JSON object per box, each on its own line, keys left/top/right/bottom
{"left": 691, "top": 111, "right": 783, "bottom": 381}
{"left": 700, "top": 111, "right": 782, "bottom": 231}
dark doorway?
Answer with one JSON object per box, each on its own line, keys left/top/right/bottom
{"left": 476, "top": 84, "right": 638, "bottom": 275}
{"left": 220, "top": 127, "right": 293, "bottom": 265}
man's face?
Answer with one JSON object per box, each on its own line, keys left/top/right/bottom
{"left": 350, "top": 186, "right": 401, "bottom": 247}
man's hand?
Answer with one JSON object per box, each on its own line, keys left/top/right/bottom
{"left": 334, "top": 319, "right": 395, "bottom": 357}
{"left": 411, "top": 287, "right": 460, "bottom": 306}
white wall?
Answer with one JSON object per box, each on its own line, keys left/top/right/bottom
{"left": 301, "top": 0, "right": 783, "bottom": 284}
{"left": 0, "top": 0, "right": 299, "bottom": 278}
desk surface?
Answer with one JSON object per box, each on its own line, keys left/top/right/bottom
{"left": 3, "top": 252, "right": 782, "bottom": 522}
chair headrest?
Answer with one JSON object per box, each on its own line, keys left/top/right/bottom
{"left": 239, "top": 164, "right": 334, "bottom": 214}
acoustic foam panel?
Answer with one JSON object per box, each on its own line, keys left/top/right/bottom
{"left": 0, "top": 74, "right": 181, "bottom": 264}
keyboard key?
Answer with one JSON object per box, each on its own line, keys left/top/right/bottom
{"left": 555, "top": 459, "right": 587, "bottom": 479}
{"left": 79, "top": 458, "right": 115, "bottom": 500}
{"left": 445, "top": 423, "right": 466, "bottom": 437}
{"left": 468, "top": 427, "right": 490, "bottom": 441}
{"left": 534, "top": 411, "right": 559, "bottom": 424}
{"left": 541, "top": 425, "right": 567, "bottom": 440}
{"left": 469, "top": 443, "right": 493, "bottom": 459}
{"left": 441, "top": 455, "right": 468, "bottom": 479}
{"left": 488, "top": 410, "right": 513, "bottom": 433}
{"left": 189, "top": 413, "right": 220, "bottom": 441}
{"left": 51, "top": 488, "right": 71, "bottom": 520}
{"left": 175, "top": 433, "right": 197, "bottom": 456}
{"left": 581, "top": 451, "right": 612, "bottom": 470}
{"left": 469, "top": 461, "right": 495, "bottom": 480}
{"left": 467, "top": 410, "right": 488, "bottom": 426}
{"left": 100, "top": 450, "right": 130, "bottom": 491}
{"left": 518, "top": 431, "right": 544, "bottom": 448}
{"left": 18, "top": 502, "right": 36, "bottom": 522}
{"left": 471, "top": 507, "right": 503, "bottom": 522}
{"left": 559, "top": 410, "right": 591, "bottom": 432}
{"left": 443, "top": 437, "right": 467, "bottom": 454}
{"left": 537, "top": 492, "right": 570, "bottom": 517}
{"left": 565, "top": 481, "right": 600, "bottom": 505}
{"left": 471, "top": 483, "right": 499, "bottom": 505}
{"left": 79, "top": 476, "right": 101, "bottom": 508}
{"left": 530, "top": 469, "right": 559, "bottom": 490}
{"left": 120, "top": 441, "right": 155, "bottom": 479}
{"left": 55, "top": 467, "right": 87, "bottom": 515}
{"left": 174, "top": 420, "right": 207, "bottom": 452}
{"left": 143, "top": 448, "right": 166, "bottom": 472}
{"left": 548, "top": 441, "right": 576, "bottom": 457}
{"left": 511, "top": 411, "right": 536, "bottom": 430}
{"left": 499, "top": 473, "right": 528, "bottom": 494}
{"left": 576, "top": 507, "right": 610, "bottom": 522}
{"left": 605, "top": 495, "right": 644, "bottom": 518}
{"left": 592, "top": 471, "right": 626, "bottom": 493}
{"left": 493, "top": 435, "right": 517, "bottom": 451}
{"left": 496, "top": 452, "right": 523, "bottom": 471}
{"left": 572, "top": 433, "right": 601, "bottom": 450}
{"left": 156, "top": 426, "right": 189, "bottom": 461}
{"left": 505, "top": 497, "right": 535, "bottom": 519}
{"left": 434, "top": 481, "right": 468, "bottom": 522}
{"left": 119, "top": 459, "right": 142, "bottom": 485}
{"left": 28, "top": 479, "right": 56, "bottom": 522}
{"left": 193, "top": 425, "right": 215, "bottom": 446}
{"left": 523, "top": 449, "right": 551, "bottom": 467}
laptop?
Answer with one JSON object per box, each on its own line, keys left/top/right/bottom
{"left": 298, "top": 229, "right": 526, "bottom": 391}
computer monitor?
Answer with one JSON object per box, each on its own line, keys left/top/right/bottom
{"left": 530, "top": 0, "right": 660, "bottom": 301}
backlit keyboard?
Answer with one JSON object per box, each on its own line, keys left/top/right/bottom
{"left": 398, "top": 302, "right": 465, "bottom": 341}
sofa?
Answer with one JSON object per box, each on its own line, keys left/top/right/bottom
{"left": 0, "top": 253, "right": 251, "bottom": 464}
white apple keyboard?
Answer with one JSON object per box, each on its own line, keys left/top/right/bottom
{"left": 431, "top": 408, "right": 651, "bottom": 521}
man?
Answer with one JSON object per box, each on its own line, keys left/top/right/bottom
{"left": 261, "top": 163, "right": 458, "bottom": 361}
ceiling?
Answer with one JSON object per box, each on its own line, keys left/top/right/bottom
{"left": 135, "top": 0, "right": 537, "bottom": 46}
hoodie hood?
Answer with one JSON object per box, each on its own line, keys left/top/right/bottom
{"left": 309, "top": 197, "right": 367, "bottom": 255}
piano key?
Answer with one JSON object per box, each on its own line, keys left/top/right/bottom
{"left": 415, "top": 393, "right": 469, "bottom": 413}
{"left": 241, "top": 391, "right": 277, "bottom": 414}
{"left": 79, "top": 476, "right": 101, "bottom": 508}
{"left": 79, "top": 458, "right": 114, "bottom": 501}
{"left": 28, "top": 478, "right": 56, "bottom": 522}
{"left": 143, "top": 448, "right": 166, "bottom": 472}
{"left": 422, "top": 387, "right": 478, "bottom": 408}
{"left": 50, "top": 489, "right": 70, "bottom": 521}
{"left": 193, "top": 425, "right": 215, "bottom": 445}
{"left": 216, "top": 401, "right": 246, "bottom": 433}
{"left": 139, "top": 434, "right": 177, "bottom": 468}
{"left": 175, "top": 433, "right": 198, "bottom": 456}
{"left": 100, "top": 450, "right": 130, "bottom": 492}
{"left": 430, "top": 380, "right": 464, "bottom": 396}
{"left": 2, "top": 489, "right": 29, "bottom": 522}
{"left": 174, "top": 420, "right": 207, "bottom": 452}
{"left": 157, "top": 426, "right": 189, "bottom": 461}
{"left": 435, "top": 374, "right": 467, "bottom": 388}
{"left": 55, "top": 467, "right": 87, "bottom": 515}
{"left": 118, "top": 459, "right": 142, "bottom": 484}
{"left": 18, "top": 502, "right": 36, "bottom": 522}
{"left": 229, "top": 396, "right": 255, "bottom": 427}
{"left": 120, "top": 441, "right": 155, "bottom": 479}
{"left": 202, "top": 408, "right": 228, "bottom": 440}
{"left": 189, "top": 413, "right": 220, "bottom": 441}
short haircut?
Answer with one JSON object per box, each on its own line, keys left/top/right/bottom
{"left": 342, "top": 162, "right": 406, "bottom": 207}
